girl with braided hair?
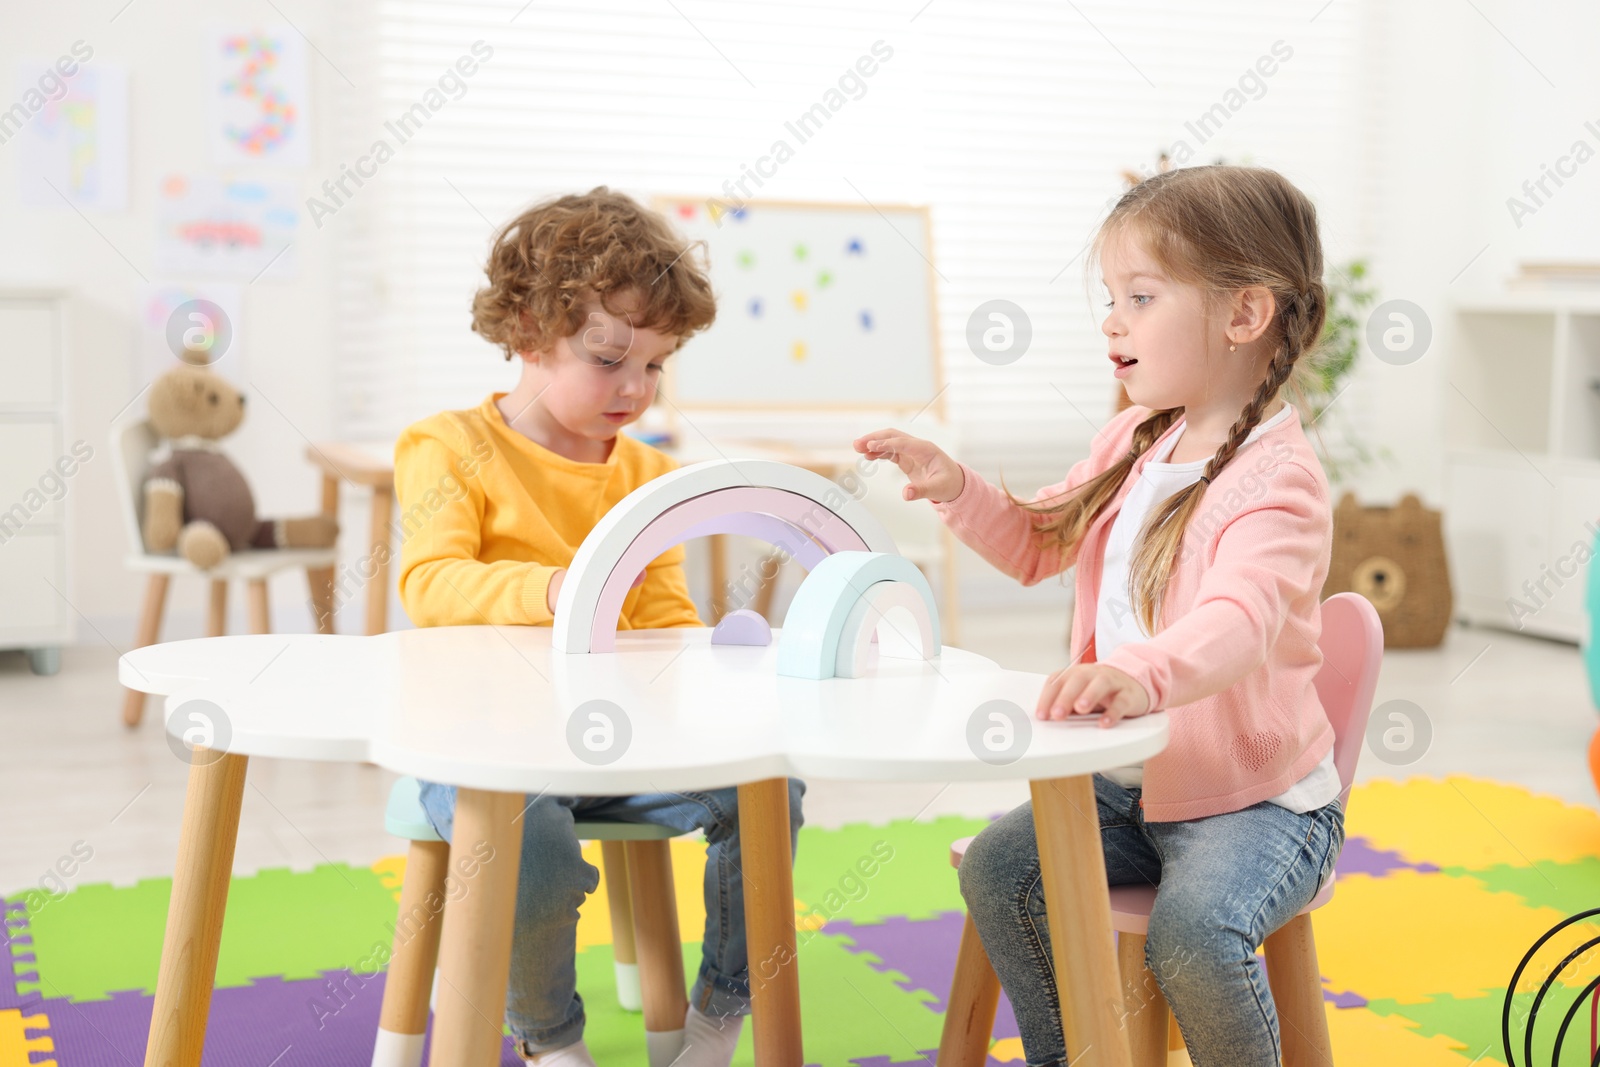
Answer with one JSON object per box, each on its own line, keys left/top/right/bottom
{"left": 853, "top": 165, "right": 1345, "bottom": 1065}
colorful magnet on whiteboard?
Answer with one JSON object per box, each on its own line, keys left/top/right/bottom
{"left": 737, "top": 250, "right": 756, "bottom": 269}
{"left": 792, "top": 340, "right": 807, "bottom": 361}
{"left": 749, "top": 297, "right": 763, "bottom": 317}
{"left": 791, "top": 291, "right": 808, "bottom": 312}
{"left": 794, "top": 243, "right": 808, "bottom": 261}
{"left": 817, "top": 269, "right": 834, "bottom": 288}
{"left": 846, "top": 237, "right": 864, "bottom": 255}
{"left": 677, "top": 203, "right": 696, "bottom": 219}
{"left": 730, "top": 207, "right": 747, "bottom": 221}
{"left": 860, "top": 310, "right": 873, "bottom": 330}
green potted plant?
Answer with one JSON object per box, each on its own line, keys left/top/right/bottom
{"left": 1301, "top": 259, "right": 1397, "bottom": 487}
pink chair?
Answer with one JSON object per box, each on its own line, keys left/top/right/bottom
{"left": 937, "top": 591, "right": 1384, "bottom": 1067}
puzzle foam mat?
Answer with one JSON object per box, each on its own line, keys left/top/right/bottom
{"left": 3, "top": 775, "right": 1598, "bottom": 1065}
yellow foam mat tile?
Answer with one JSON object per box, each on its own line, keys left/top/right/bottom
{"left": 1346, "top": 777, "right": 1600, "bottom": 869}
{"left": 371, "top": 853, "right": 407, "bottom": 901}
{"left": 369, "top": 839, "right": 719, "bottom": 953}
{"left": 984, "top": 1006, "right": 1485, "bottom": 1066}
{"left": 1313, "top": 868, "right": 1600, "bottom": 1004}
{"left": 1325, "top": 1004, "right": 1490, "bottom": 1065}
{"left": 0, "top": 1009, "right": 55, "bottom": 1067}
{"left": 575, "top": 837, "right": 710, "bottom": 952}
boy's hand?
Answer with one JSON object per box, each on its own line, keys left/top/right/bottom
{"left": 853, "top": 428, "right": 965, "bottom": 503}
{"left": 1037, "top": 663, "right": 1152, "bottom": 725}
{"left": 546, "top": 566, "right": 646, "bottom": 614}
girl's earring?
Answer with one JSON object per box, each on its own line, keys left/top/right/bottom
{"left": 1229, "top": 342, "right": 1237, "bottom": 352}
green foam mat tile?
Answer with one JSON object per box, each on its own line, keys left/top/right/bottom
{"left": 1364, "top": 987, "right": 1600, "bottom": 1067}
{"left": 792, "top": 815, "right": 988, "bottom": 928}
{"left": 574, "top": 928, "right": 944, "bottom": 1065}
{"left": 1444, "top": 857, "right": 1600, "bottom": 918}
{"left": 23, "top": 864, "right": 398, "bottom": 1003}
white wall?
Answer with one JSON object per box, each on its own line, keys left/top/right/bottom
{"left": 6, "top": 1, "right": 1599, "bottom": 644}
{"left": 1, "top": 0, "right": 345, "bottom": 643}
{"left": 1352, "top": 0, "right": 1600, "bottom": 507}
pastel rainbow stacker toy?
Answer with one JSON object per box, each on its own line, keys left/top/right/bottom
{"left": 120, "top": 459, "right": 1169, "bottom": 1067}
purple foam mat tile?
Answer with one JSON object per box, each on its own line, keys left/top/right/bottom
{"left": 823, "top": 911, "right": 1020, "bottom": 1042}
{"left": 29, "top": 970, "right": 523, "bottom": 1067}
{"left": 846, "top": 1050, "right": 941, "bottom": 1066}
{"left": 1333, "top": 836, "right": 1442, "bottom": 878}
{"left": 1324, "top": 987, "right": 1368, "bottom": 1009}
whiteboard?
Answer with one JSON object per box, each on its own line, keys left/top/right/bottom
{"left": 654, "top": 198, "right": 942, "bottom": 411}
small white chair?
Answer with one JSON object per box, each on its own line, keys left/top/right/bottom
{"left": 111, "top": 417, "right": 339, "bottom": 726}
{"left": 373, "top": 777, "right": 691, "bottom": 1067}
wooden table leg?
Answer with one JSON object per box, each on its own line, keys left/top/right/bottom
{"left": 121, "top": 573, "right": 171, "bottom": 727}
{"left": 709, "top": 533, "right": 728, "bottom": 623}
{"left": 366, "top": 486, "right": 394, "bottom": 636}
{"left": 206, "top": 580, "right": 227, "bottom": 638}
{"left": 431, "top": 787, "right": 525, "bottom": 1066}
{"left": 1030, "top": 775, "right": 1133, "bottom": 1067}
{"left": 246, "top": 579, "right": 270, "bottom": 635}
{"left": 739, "top": 777, "right": 802, "bottom": 1065}
{"left": 144, "top": 749, "right": 249, "bottom": 1067}
{"left": 307, "top": 471, "right": 339, "bottom": 635}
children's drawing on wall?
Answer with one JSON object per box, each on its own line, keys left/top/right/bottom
{"left": 207, "top": 25, "right": 309, "bottom": 168}
{"left": 156, "top": 175, "right": 298, "bottom": 280}
{"left": 14, "top": 63, "right": 128, "bottom": 210}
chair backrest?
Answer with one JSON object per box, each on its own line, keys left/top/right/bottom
{"left": 1312, "top": 591, "right": 1385, "bottom": 813}
{"left": 109, "top": 417, "right": 160, "bottom": 556}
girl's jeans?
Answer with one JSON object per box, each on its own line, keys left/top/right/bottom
{"left": 417, "top": 778, "right": 806, "bottom": 1055}
{"left": 959, "top": 773, "right": 1345, "bottom": 1067}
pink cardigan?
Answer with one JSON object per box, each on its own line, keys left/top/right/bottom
{"left": 931, "top": 403, "right": 1337, "bottom": 822}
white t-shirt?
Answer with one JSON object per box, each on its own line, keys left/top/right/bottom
{"left": 1094, "top": 403, "right": 1341, "bottom": 814}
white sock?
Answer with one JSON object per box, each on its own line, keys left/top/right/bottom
{"left": 671, "top": 1003, "right": 744, "bottom": 1066}
{"left": 522, "top": 1038, "right": 598, "bottom": 1067}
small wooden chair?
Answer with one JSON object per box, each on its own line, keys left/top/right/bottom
{"left": 937, "top": 591, "right": 1384, "bottom": 1067}
{"left": 372, "top": 776, "right": 692, "bottom": 1067}
{"left": 111, "top": 417, "right": 339, "bottom": 726}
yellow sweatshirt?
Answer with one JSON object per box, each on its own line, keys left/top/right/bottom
{"left": 394, "top": 393, "right": 703, "bottom": 630}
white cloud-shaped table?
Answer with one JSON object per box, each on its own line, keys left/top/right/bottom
{"left": 121, "top": 458, "right": 1166, "bottom": 1067}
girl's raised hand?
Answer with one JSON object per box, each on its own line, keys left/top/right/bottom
{"left": 1037, "top": 663, "right": 1153, "bottom": 726}
{"left": 853, "top": 428, "right": 965, "bottom": 503}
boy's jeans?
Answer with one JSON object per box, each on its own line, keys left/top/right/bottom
{"left": 417, "top": 778, "right": 806, "bottom": 1054}
{"left": 958, "top": 773, "right": 1345, "bottom": 1067}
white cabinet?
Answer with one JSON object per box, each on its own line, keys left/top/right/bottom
{"left": 1447, "top": 294, "right": 1600, "bottom": 645}
{"left": 0, "top": 290, "right": 70, "bottom": 674}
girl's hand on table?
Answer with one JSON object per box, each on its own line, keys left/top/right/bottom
{"left": 852, "top": 428, "right": 965, "bottom": 503}
{"left": 1037, "top": 663, "right": 1152, "bottom": 726}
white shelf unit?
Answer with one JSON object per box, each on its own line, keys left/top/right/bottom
{"left": 0, "top": 290, "right": 71, "bottom": 674}
{"left": 1446, "top": 292, "right": 1600, "bottom": 645}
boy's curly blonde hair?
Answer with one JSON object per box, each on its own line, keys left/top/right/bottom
{"left": 471, "top": 186, "right": 717, "bottom": 359}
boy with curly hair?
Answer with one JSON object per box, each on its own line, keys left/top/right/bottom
{"left": 394, "top": 186, "right": 806, "bottom": 1066}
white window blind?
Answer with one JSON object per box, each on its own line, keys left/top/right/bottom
{"left": 328, "top": 0, "right": 1373, "bottom": 479}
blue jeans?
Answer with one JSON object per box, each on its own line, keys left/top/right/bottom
{"left": 416, "top": 778, "right": 806, "bottom": 1054}
{"left": 958, "top": 773, "right": 1345, "bottom": 1067}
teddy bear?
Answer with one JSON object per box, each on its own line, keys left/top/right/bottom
{"left": 141, "top": 362, "right": 338, "bottom": 569}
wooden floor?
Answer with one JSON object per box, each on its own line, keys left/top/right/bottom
{"left": 0, "top": 610, "right": 1592, "bottom": 892}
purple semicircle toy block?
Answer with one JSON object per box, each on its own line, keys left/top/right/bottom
{"left": 711, "top": 608, "right": 772, "bottom": 646}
